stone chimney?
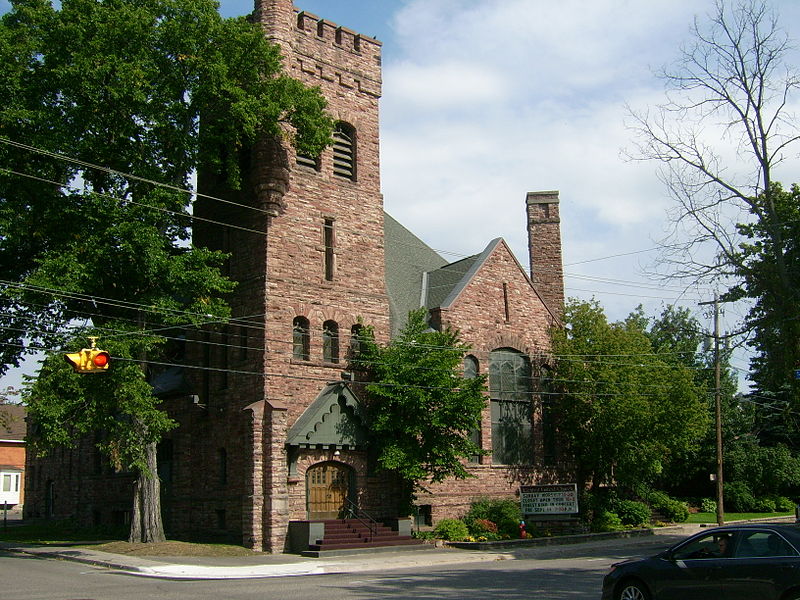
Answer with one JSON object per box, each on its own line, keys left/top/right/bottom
{"left": 526, "top": 191, "right": 564, "bottom": 317}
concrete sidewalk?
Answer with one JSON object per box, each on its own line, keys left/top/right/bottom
{"left": 0, "top": 541, "right": 509, "bottom": 580}
{"left": 1, "top": 517, "right": 790, "bottom": 580}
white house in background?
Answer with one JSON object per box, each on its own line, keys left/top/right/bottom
{"left": 0, "top": 404, "right": 26, "bottom": 508}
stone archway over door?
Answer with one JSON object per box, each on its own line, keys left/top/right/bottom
{"left": 306, "top": 462, "right": 351, "bottom": 520}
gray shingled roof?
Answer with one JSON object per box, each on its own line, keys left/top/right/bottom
{"left": 384, "top": 214, "right": 517, "bottom": 333}
{"left": 0, "top": 404, "right": 26, "bottom": 441}
{"left": 424, "top": 239, "right": 503, "bottom": 310}
{"left": 383, "top": 213, "right": 448, "bottom": 336}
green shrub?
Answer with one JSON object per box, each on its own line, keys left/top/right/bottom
{"left": 753, "top": 497, "right": 777, "bottom": 513}
{"left": 433, "top": 518, "right": 469, "bottom": 541}
{"left": 469, "top": 518, "right": 498, "bottom": 535}
{"left": 700, "top": 498, "right": 717, "bottom": 513}
{"left": 770, "top": 496, "right": 795, "bottom": 512}
{"left": 724, "top": 481, "right": 756, "bottom": 512}
{"left": 646, "top": 490, "right": 689, "bottom": 523}
{"left": 592, "top": 510, "right": 623, "bottom": 532}
{"left": 464, "top": 497, "right": 521, "bottom": 538}
{"left": 613, "top": 500, "right": 651, "bottom": 527}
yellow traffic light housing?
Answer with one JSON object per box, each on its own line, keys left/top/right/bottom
{"left": 64, "top": 337, "right": 110, "bottom": 374}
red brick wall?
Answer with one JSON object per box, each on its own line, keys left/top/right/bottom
{"left": 0, "top": 443, "right": 24, "bottom": 469}
{"left": 0, "top": 442, "right": 25, "bottom": 505}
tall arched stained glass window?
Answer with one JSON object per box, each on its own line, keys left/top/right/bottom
{"left": 489, "top": 348, "right": 532, "bottom": 465}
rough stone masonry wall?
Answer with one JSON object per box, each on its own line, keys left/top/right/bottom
{"left": 424, "top": 236, "right": 563, "bottom": 522}
{"left": 254, "top": 2, "right": 391, "bottom": 552}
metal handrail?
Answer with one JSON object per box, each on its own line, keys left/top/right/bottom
{"left": 343, "top": 497, "right": 378, "bottom": 541}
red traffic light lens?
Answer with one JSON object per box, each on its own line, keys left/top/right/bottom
{"left": 93, "top": 352, "right": 109, "bottom": 367}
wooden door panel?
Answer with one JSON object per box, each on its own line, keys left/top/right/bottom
{"left": 307, "top": 462, "right": 350, "bottom": 519}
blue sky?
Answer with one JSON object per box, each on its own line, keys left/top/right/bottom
{"left": 3, "top": 0, "right": 800, "bottom": 390}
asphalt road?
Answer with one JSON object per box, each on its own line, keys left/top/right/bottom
{"left": 0, "top": 534, "right": 687, "bottom": 600}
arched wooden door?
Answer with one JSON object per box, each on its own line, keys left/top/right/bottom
{"left": 306, "top": 462, "right": 352, "bottom": 520}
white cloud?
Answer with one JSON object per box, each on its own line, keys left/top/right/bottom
{"left": 385, "top": 60, "right": 508, "bottom": 110}
{"left": 380, "top": 0, "right": 800, "bottom": 336}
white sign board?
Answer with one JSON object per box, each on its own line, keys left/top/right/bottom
{"left": 520, "top": 484, "right": 579, "bottom": 515}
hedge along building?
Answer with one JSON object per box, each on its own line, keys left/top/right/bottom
{"left": 24, "top": 0, "right": 566, "bottom": 553}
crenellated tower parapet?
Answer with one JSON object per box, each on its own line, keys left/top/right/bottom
{"left": 290, "top": 10, "right": 382, "bottom": 99}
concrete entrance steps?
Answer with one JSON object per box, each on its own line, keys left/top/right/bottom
{"left": 302, "top": 519, "right": 430, "bottom": 558}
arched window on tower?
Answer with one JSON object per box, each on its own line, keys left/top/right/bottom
{"left": 349, "top": 323, "right": 363, "bottom": 357}
{"left": 332, "top": 122, "right": 356, "bottom": 180}
{"left": 322, "top": 320, "right": 340, "bottom": 364}
{"left": 293, "top": 316, "right": 310, "bottom": 361}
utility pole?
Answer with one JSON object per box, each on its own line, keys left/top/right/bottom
{"left": 700, "top": 294, "right": 724, "bottom": 526}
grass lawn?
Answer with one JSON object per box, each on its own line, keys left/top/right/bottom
{"left": 686, "top": 511, "right": 794, "bottom": 524}
{"left": 0, "top": 521, "right": 257, "bottom": 556}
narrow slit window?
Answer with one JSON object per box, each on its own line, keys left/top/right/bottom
{"left": 503, "top": 282, "right": 510, "bottom": 322}
{"left": 323, "top": 218, "right": 335, "bottom": 281}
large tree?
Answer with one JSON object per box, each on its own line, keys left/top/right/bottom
{"left": 641, "top": 304, "right": 743, "bottom": 496}
{"left": 551, "top": 300, "right": 709, "bottom": 491}
{"left": 627, "top": 0, "right": 800, "bottom": 439}
{"left": 351, "top": 309, "right": 487, "bottom": 513}
{"left": 732, "top": 183, "right": 800, "bottom": 445}
{"left": 1, "top": 0, "right": 332, "bottom": 542}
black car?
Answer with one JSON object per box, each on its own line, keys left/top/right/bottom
{"left": 601, "top": 523, "right": 800, "bottom": 600}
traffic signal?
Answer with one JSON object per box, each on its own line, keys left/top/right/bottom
{"left": 64, "top": 338, "right": 110, "bottom": 374}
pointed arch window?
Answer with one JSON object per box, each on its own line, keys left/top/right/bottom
{"left": 293, "top": 316, "right": 310, "bottom": 361}
{"left": 333, "top": 122, "right": 356, "bottom": 180}
{"left": 322, "top": 320, "right": 340, "bottom": 364}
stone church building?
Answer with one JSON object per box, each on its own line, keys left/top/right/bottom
{"left": 25, "top": 0, "right": 566, "bottom": 552}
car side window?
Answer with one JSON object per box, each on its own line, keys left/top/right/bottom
{"left": 673, "top": 532, "right": 736, "bottom": 560}
{"left": 735, "top": 531, "right": 799, "bottom": 558}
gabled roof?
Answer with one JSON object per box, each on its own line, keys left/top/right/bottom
{"left": 0, "top": 404, "right": 26, "bottom": 442}
{"left": 286, "top": 382, "right": 368, "bottom": 449}
{"left": 424, "top": 238, "right": 503, "bottom": 310}
{"left": 384, "top": 213, "right": 448, "bottom": 336}
{"left": 384, "top": 213, "right": 561, "bottom": 331}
